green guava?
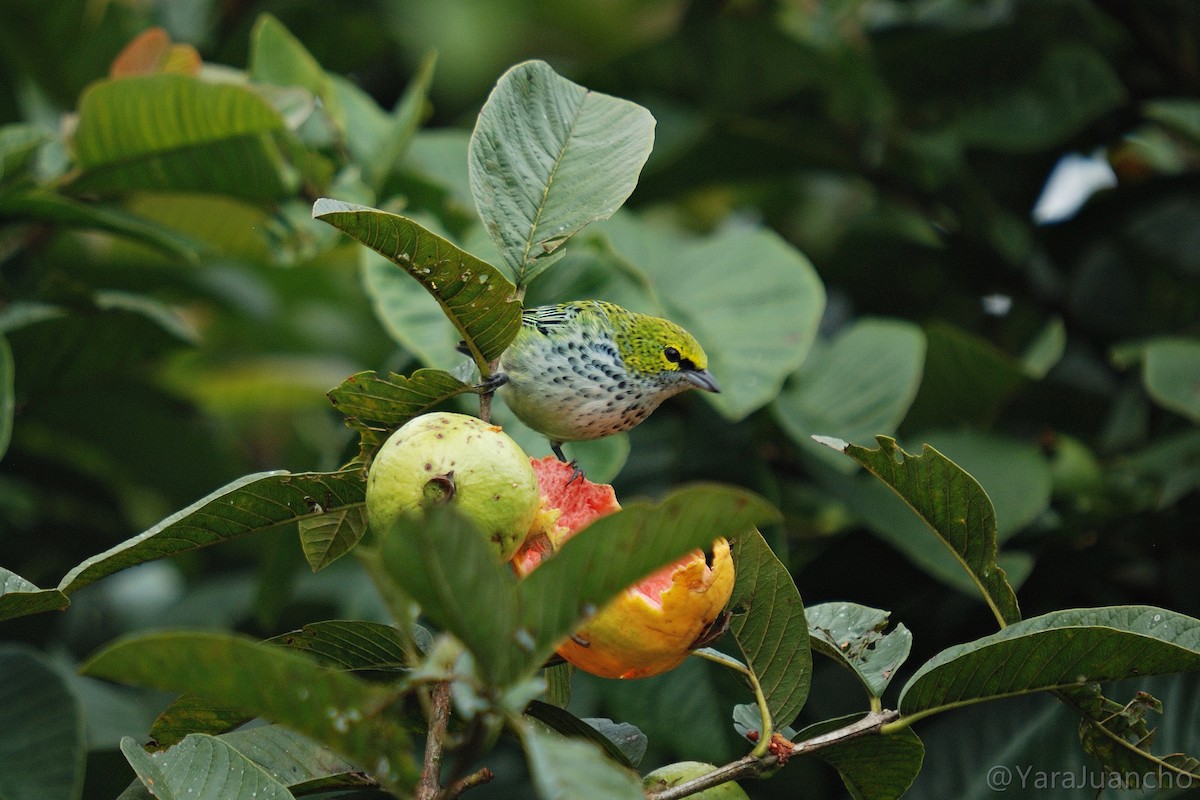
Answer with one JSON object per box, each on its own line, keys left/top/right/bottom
{"left": 365, "top": 412, "right": 539, "bottom": 560}
{"left": 642, "top": 762, "right": 750, "bottom": 799}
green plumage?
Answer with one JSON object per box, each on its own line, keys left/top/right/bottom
{"left": 497, "top": 301, "right": 719, "bottom": 448}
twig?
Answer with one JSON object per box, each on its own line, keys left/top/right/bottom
{"left": 645, "top": 710, "right": 900, "bottom": 800}
{"left": 440, "top": 767, "right": 495, "bottom": 800}
{"left": 415, "top": 681, "right": 454, "bottom": 800}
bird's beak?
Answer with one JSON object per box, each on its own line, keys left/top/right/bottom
{"left": 685, "top": 368, "right": 720, "bottom": 393}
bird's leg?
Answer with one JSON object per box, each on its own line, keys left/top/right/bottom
{"left": 551, "top": 441, "right": 585, "bottom": 484}
{"left": 475, "top": 372, "right": 509, "bottom": 394}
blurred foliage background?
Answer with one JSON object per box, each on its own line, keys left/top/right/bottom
{"left": 2, "top": 0, "right": 1199, "bottom": 797}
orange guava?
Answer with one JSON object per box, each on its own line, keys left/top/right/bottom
{"left": 514, "top": 457, "right": 734, "bottom": 679}
{"left": 365, "top": 412, "right": 539, "bottom": 560}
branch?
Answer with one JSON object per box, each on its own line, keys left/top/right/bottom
{"left": 415, "top": 681, "right": 454, "bottom": 800}
{"left": 645, "top": 710, "right": 900, "bottom": 800}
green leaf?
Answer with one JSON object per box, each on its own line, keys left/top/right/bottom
{"left": 82, "top": 632, "right": 417, "bottom": 792}
{"left": 775, "top": 318, "right": 925, "bottom": 471}
{"left": 0, "top": 123, "right": 48, "bottom": 183}
{"left": 356, "top": 51, "right": 435, "bottom": 190}
{"left": 378, "top": 507, "right": 524, "bottom": 684}
{"left": 150, "top": 620, "right": 414, "bottom": 748}
{"left": 58, "top": 470, "right": 365, "bottom": 595}
{"left": 796, "top": 714, "right": 924, "bottom": 800}
{"left": 149, "top": 693, "right": 251, "bottom": 748}
{"left": 361, "top": 248, "right": 467, "bottom": 372}
{"left": 1064, "top": 685, "right": 1200, "bottom": 782}
{"left": 824, "top": 435, "right": 1021, "bottom": 627}
{"left": 951, "top": 43, "right": 1125, "bottom": 152}
{"left": 728, "top": 529, "right": 811, "bottom": 730}
{"left": 1142, "top": 338, "right": 1200, "bottom": 423}
{"left": 0, "top": 334, "right": 12, "bottom": 461}
{"left": 520, "top": 721, "right": 644, "bottom": 800}
{"left": 249, "top": 13, "right": 345, "bottom": 135}
{"left": 312, "top": 199, "right": 521, "bottom": 370}
{"left": 899, "top": 606, "right": 1200, "bottom": 717}
{"left": 69, "top": 74, "right": 297, "bottom": 201}
{"left": 300, "top": 507, "right": 368, "bottom": 571}
{"left": 121, "top": 734, "right": 294, "bottom": 800}
{"left": 524, "top": 701, "right": 645, "bottom": 769}
{"left": 218, "top": 725, "right": 370, "bottom": 793}
{"left": 516, "top": 485, "right": 780, "bottom": 682}
{"left": 0, "top": 190, "right": 202, "bottom": 260}
{"left": 326, "top": 369, "right": 474, "bottom": 459}
{"left": 903, "top": 322, "right": 1026, "bottom": 430}
{"left": 0, "top": 566, "right": 69, "bottom": 622}
{"left": 1145, "top": 98, "right": 1200, "bottom": 147}
{"left": 0, "top": 646, "right": 85, "bottom": 800}
{"left": 469, "top": 60, "right": 655, "bottom": 285}
{"left": 807, "top": 602, "right": 912, "bottom": 700}
{"left": 268, "top": 620, "right": 412, "bottom": 672}
{"left": 597, "top": 214, "right": 825, "bottom": 421}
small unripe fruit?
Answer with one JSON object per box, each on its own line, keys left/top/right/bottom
{"left": 642, "top": 762, "right": 750, "bottom": 799}
{"left": 366, "top": 412, "right": 539, "bottom": 560}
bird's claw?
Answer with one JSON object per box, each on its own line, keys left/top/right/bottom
{"left": 476, "top": 372, "right": 509, "bottom": 394}
{"left": 550, "top": 441, "right": 585, "bottom": 483}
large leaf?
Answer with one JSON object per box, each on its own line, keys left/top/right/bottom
{"left": 218, "top": 724, "right": 370, "bottom": 793}
{"left": 908, "top": 672, "right": 1200, "bottom": 798}
{"left": 120, "top": 734, "right": 294, "bottom": 800}
{"left": 775, "top": 318, "right": 925, "bottom": 471}
{"left": 728, "top": 528, "right": 811, "bottom": 730}
{"left": 82, "top": 632, "right": 416, "bottom": 792}
{"left": 797, "top": 715, "right": 924, "bottom": 800}
{"left": 596, "top": 213, "right": 825, "bottom": 421}
{"left": 822, "top": 435, "right": 1021, "bottom": 627}
{"left": 380, "top": 486, "right": 779, "bottom": 685}
{"left": 520, "top": 721, "right": 644, "bottom": 800}
{"left": 269, "top": 619, "right": 412, "bottom": 672}
{"left": 899, "top": 606, "right": 1200, "bottom": 717}
{"left": 469, "top": 60, "right": 655, "bottom": 285}
{"left": 58, "top": 470, "right": 365, "bottom": 594}
{"left": 312, "top": 199, "right": 521, "bottom": 369}
{"left": 807, "top": 602, "right": 912, "bottom": 700}
{"left": 0, "top": 566, "right": 69, "bottom": 622}
{"left": 0, "top": 646, "right": 85, "bottom": 800}
{"left": 326, "top": 369, "right": 473, "bottom": 459}
{"left": 69, "top": 74, "right": 297, "bottom": 201}
{"left": 1142, "top": 338, "right": 1200, "bottom": 423}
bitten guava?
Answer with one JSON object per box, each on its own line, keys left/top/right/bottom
{"left": 642, "top": 762, "right": 750, "bottom": 799}
{"left": 514, "top": 457, "right": 734, "bottom": 679}
{"left": 365, "top": 412, "right": 539, "bottom": 560}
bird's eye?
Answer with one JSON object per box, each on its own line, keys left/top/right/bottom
{"left": 663, "top": 346, "right": 681, "bottom": 363}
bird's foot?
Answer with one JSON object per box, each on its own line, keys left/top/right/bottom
{"left": 475, "top": 372, "right": 509, "bottom": 394}
{"left": 551, "top": 442, "right": 585, "bottom": 484}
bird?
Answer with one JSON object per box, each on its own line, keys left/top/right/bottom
{"left": 484, "top": 300, "right": 720, "bottom": 466}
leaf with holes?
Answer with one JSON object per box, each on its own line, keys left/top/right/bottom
{"left": 313, "top": 199, "right": 521, "bottom": 371}
{"left": 820, "top": 436, "right": 1020, "bottom": 627}
{"left": 807, "top": 602, "right": 911, "bottom": 700}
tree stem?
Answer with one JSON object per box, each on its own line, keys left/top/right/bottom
{"left": 645, "top": 710, "right": 900, "bottom": 800}
{"left": 415, "top": 681, "right": 454, "bottom": 800}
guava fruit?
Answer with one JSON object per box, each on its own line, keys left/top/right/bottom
{"left": 365, "top": 412, "right": 539, "bottom": 560}
{"left": 642, "top": 761, "right": 750, "bottom": 799}
{"left": 514, "top": 457, "right": 735, "bottom": 679}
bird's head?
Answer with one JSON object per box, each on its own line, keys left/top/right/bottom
{"left": 619, "top": 313, "right": 720, "bottom": 394}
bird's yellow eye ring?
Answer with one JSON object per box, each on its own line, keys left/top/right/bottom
{"left": 663, "top": 346, "right": 681, "bottom": 363}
